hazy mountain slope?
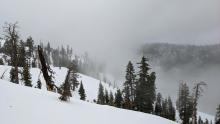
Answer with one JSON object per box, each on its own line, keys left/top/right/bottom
{"left": 140, "top": 43, "right": 220, "bottom": 69}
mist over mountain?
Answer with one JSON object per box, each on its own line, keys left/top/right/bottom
{"left": 136, "top": 43, "right": 220, "bottom": 115}
{"left": 140, "top": 43, "right": 220, "bottom": 70}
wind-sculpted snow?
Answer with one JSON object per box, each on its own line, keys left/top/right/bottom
{"left": 0, "top": 79, "right": 178, "bottom": 124}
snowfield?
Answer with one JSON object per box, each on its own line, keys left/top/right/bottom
{"left": 0, "top": 65, "right": 215, "bottom": 123}
{"left": 0, "top": 79, "right": 178, "bottom": 124}
{"left": 0, "top": 65, "right": 116, "bottom": 102}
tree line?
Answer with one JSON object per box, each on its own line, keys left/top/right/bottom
{"left": 0, "top": 22, "right": 86, "bottom": 102}
{"left": 96, "top": 56, "right": 219, "bottom": 124}
{"left": 96, "top": 56, "right": 175, "bottom": 121}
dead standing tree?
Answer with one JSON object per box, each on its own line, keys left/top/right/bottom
{"left": 3, "top": 22, "right": 19, "bottom": 84}
{"left": 192, "top": 81, "right": 207, "bottom": 124}
{"left": 37, "top": 45, "right": 55, "bottom": 91}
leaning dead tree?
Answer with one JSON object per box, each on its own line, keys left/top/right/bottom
{"left": 192, "top": 81, "right": 207, "bottom": 124}
{"left": 37, "top": 45, "right": 55, "bottom": 91}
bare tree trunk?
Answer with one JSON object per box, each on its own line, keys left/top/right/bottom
{"left": 192, "top": 84, "right": 198, "bottom": 124}
{"left": 37, "top": 45, "right": 54, "bottom": 91}
{"left": 192, "top": 82, "right": 207, "bottom": 124}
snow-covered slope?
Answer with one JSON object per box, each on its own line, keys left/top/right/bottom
{"left": 0, "top": 65, "right": 116, "bottom": 102}
{"left": 0, "top": 65, "right": 215, "bottom": 123}
{"left": 0, "top": 79, "right": 177, "bottom": 124}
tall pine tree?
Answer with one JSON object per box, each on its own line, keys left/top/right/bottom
{"left": 216, "top": 104, "right": 220, "bottom": 124}
{"left": 109, "top": 91, "right": 114, "bottom": 106}
{"left": 155, "top": 92, "right": 163, "bottom": 116}
{"left": 26, "top": 36, "right": 34, "bottom": 57}
{"left": 177, "top": 83, "right": 193, "bottom": 124}
{"left": 167, "top": 96, "right": 176, "bottom": 121}
{"left": 135, "top": 56, "right": 156, "bottom": 113}
{"left": 18, "top": 40, "right": 26, "bottom": 67}
{"left": 162, "top": 98, "right": 168, "bottom": 118}
{"left": 104, "top": 89, "right": 109, "bottom": 104}
{"left": 22, "top": 60, "right": 32, "bottom": 87}
{"left": 59, "top": 69, "right": 72, "bottom": 101}
{"left": 115, "top": 89, "right": 123, "bottom": 108}
{"left": 69, "top": 61, "right": 79, "bottom": 91}
{"left": 97, "top": 82, "right": 105, "bottom": 104}
{"left": 78, "top": 81, "right": 86, "bottom": 100}
{"left": 10, "top": 67, "right": 16, "bottom": 83}
{"left": 123, "top": 61, "right": 136, "bottom": 109}
{"left": 198, "top": 116, "right": 203, "bottom": 124}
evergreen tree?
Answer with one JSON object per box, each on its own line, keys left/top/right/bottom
{"left": 0, "top": 58, "right": 4, "bottom": 65}
{"left": 51, "top": 47, "right": 61, "bottom": 67}
{"left": 18, "top": 40, "right": 26, "bottom": 67}
{"left": 2, "top": 39, "right": 13, "bottom": 57}
{"left": 46, "top": 42, "right": 51, "bottom": 55}
{"left": 135, "top": 56, "right": 156, "bottom": 113}
{"left": 78, "top": 81, "right": 86, "bottom": 100}
{"left": 26, "top": 36, "right": 34, "bottom": 57}
{"left": 22, "top": 60, "right": 32, "bottom": 87}
{"left": 115, "top": 89, "right": 123, "bottom": 108}
{"left": 59, "top": 45, "right": 70, "bottom": 67}
{"left": 149, "top": 71, "right": 156, "bottom": 102}
{"left": 167, "top": 96, "right": 176, "bottom": 121}
{"left": 216, "top": 104, "right": 220, "bottom": 124}
{"left": 97, "top": 82, "right": 105, "bottom": 104}
{"left": 109, "top": 91, "right": 114, "bottom": 106}
{"left": 69, "top": 61, "right": 79, "bottom": 91}
{"left": 204, "top": 119, "right": 209, "bottom": 124}
{"left": 162, "top": 98, "right": 168, "bottom": 118}
{"left": 43, "top": 48, "right": 51, "bottom": 65}
{"left": 123, "top": 61, "right": 136, "bottom": 109}
{"left": 36, "top": 79, "right": 42, "bottom": 89}
{"left": 10, "top": 67, "right": 16, "bottom": 83}
{"left": 32, "top": 57, "right": 37, "bottom": 68}
{"left": 155, "top": 92, "right": 163, "bottom": 116}
{"left": 198, "top": 116, "right": 203, "bottom": 124}
{"left": 104, "top": 89, "right": 109, "bottom": 104}
{"left": 177, "top": 83, "right": 193, "bottom": 124}
{"left": 59, "top": 69, "right": 72, "bottom": 101}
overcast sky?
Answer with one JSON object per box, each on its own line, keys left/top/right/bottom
{"left": 1, "top": 0, "right": 220, "bottom": 78}
{"left": 0, "top": 0, "right": 220, "bottom": 56}
{"left": 1, "top": 0, "right": 220, "bottom": 83}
